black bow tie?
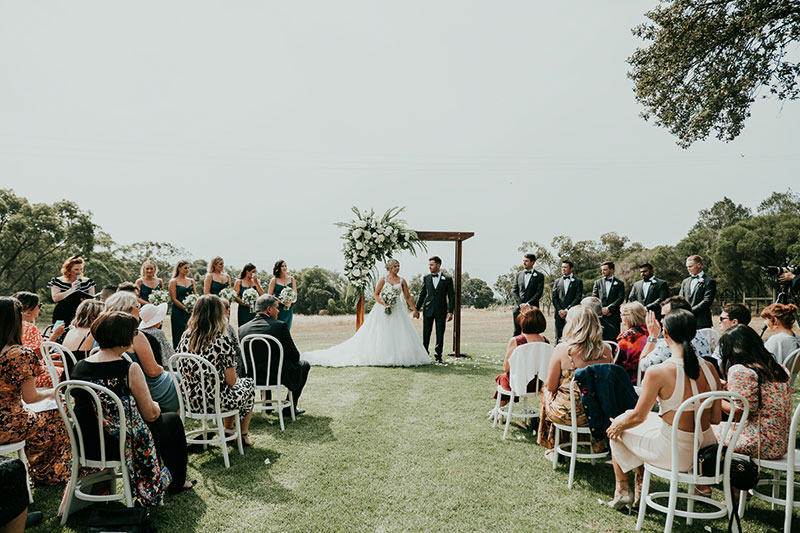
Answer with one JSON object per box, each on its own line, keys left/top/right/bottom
{"left": 524, "top": 270, "right": 532, "bottom": 275}
{"left": 431, "top": 274, "right": 439, "bottom": 278}
{"left": 563, "top": 276, "right": 572, "bottom": 280}
{"left": 691, "top": 275, "right": 700, "bottom": 279}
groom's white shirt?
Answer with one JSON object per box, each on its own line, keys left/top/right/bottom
{"left": 432, "top": 273, "right": 440, "bottom": 289}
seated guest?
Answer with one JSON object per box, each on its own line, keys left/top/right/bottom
{"left": 715, "top": 325, "right": 792, "bottom": 459}
{"left": 606, "top": 309, "right": 722, "bottom": 509}
{"left": 0, "top": 457, "right": 42, "bottom": 532}
{"left": 616, "top": 302, "right": 648, "bottom": 383}
{"left": 220, "top": 298, "right": 243, "bottom": 370}
{"left": 105, "top": 292, "right": 179, "bottom": 412}
{"left": 117, "top": 281, "right": 140, "bottom": 297}
{"left": 489, "top": 307, "right": 549, "bottom": 425}
{"left": 99, "top": 285, "right": 116, "bottom": 302}
{"left": 711, "top": 302, "right": 752, "bottom": 362}
{"left": 61, "top": 299, "right": 105, "bottom": 373}
{"left": 13, "top": 291, "right": 65, "bottom": 387}
{"left": 581, "top": 296, "right": 617, "bottom": 342}
{"left": 537, "top": 305, "right": 612, "bottom": 452}
{"left": 138, "top": 303, "right": 173, "bottom": 367}
{"left": 238, "top": 294, "right": 310, "bottom": 417}
{"left": 71, "top": 311, "right": 192, "bottom": 501}
{"left": 761, "top": 303, "right": 800, "bottom": 364}
{"left": 638, "top": 296, "right": 712, "bottom": 373}
{"left": 0, "top": 297, "right": 70, "bottom": 486}
{"left": 177, "top": 295, "right": 256, "bottom": 446}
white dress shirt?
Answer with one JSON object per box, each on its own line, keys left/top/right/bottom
{"left": 604, "top": 277, "right": 613, "bottom": 296}
{"left": 690, "top": 271, "right": 704, "bottom": 293}
{"left": 432, "top": 273, "right": 440, "bottom": 289}
{"left": 523, "top": 270, "right": 533, "bottom": 289}
{"left": 642, "top": 278, "right": 653, "bottom": 298}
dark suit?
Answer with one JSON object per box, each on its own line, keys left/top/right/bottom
{"left": 679, "top": 273, "right": 717, "bottom": 329}
{"left": 629, "top": 277, "right": 670, "bottom": 312}
{"left": 511, "top": 269, "right": 545, "bottom": 335}
{"left": 592, "top": 277, "right": 625, "bottom": 336}
{"left": 237, "top": 314, "right": 310, "bottom": 406}
{"left": 552, "top": 275, "right": 583, "bottom": 342}
{"left": 415, "top": 273, "right": 455, "bottom": 360}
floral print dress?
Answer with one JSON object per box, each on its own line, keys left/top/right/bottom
{"left": 616, "top": 326, "right": 648, "bottom": 384}
{"left": 177, "top": 332, "right": 255, "bottom": 418}
{"left": 0, "top": 345, "right": 70, "bottom": 485}
{"left": 21, "top": 321, "right": 63, "bottom": 388}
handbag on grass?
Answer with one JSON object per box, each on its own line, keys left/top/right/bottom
{"left": 87, "top": 507, "right": 154, "bottom": 533}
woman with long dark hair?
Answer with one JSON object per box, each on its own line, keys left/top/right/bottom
{"left": 605, "top": 309, "right": 722, "bottom": 509}
{"left": 168, "top": 260, "right": 196, "bottom": 348}
{"left": 267, "top": 260, "right": 297, "bottom": 330}
{"left": 233, "top": 263, "right": 263, "bottom": 327}
{"left": 716, "top": 325, "right": 792, "bottom": 459}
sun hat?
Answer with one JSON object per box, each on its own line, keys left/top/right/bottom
{"left": 139, "top": 303, "right": 168, "bottom": 329}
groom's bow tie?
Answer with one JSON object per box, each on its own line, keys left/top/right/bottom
{"left": 563, "top": 275, "right": 572, "bottom": 280}
{"left": 524, "top": 270, "right": 532, "bottom": 275}
{"left": 431, "top": 273, "right": 439, "bottom": 278}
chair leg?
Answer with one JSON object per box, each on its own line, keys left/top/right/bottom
{"left": 235, "top": 414, "right": 244, "bottom": 455}
{"left": 277, "top": 393, "right": 285, "bottom": 431}
{"left": 218, "top": 416, "right": 230, "bottom": 469}
{"left": 635, "top": 469, "right": 651, "bottom": 531}
{"left": 772, "top": 469, "right": 779, "bottom": 510}
{"left": 686, "top": 483, "right": 694, "bottom": 525}
{"left": 121, "top": 466, "right": 134, "bottom": 508}
{"left": 60, "top": 463, "right": 79, "bottom": 525}
{"left": 552, "top": 430, "right": 560, "bottom": 470}
{"left": 567, "top": 431, "right": 577, "bottom": 489}
{"left": 492, "top": 393, "right": 501, "bottom": 429}
{"left": 785, "top": 470, "right": 794, "bottom": 533}
{"left": 18, "top": 447, "right": 32, "bottom": 504}
{"left": 665, "top": 478, "right": 679, "bottom": 533}
{"left": 202, "top": 418, "right": 208, "bottom": 450}
{"left": 503, "top": 400, "right": 513, "bottom": 440}
{"left": 289, "top": 391, "right": 296, "bottom": 421}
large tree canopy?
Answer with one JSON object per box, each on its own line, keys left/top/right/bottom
{"left": 629, "top": 0, "right": 800, "bottom": 147}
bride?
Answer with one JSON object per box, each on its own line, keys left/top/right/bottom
{"left": 302, "top": 259, "right": 431, "bottom": 367}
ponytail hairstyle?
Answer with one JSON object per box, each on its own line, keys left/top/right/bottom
{"left": 239, "top": 263, "right": 256, "bottom": 280}
{"left": 662, "top": 309, "right": 699, "bottom": 379}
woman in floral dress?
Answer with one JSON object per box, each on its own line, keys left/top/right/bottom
{"left": 0, "top": 296, "right": 70, "bottom": 486}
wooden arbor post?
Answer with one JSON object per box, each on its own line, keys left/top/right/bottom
{"left": 415, "top": 231, "right": 474, "bottom": 358}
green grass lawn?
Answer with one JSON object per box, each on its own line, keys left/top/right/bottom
{"left": 27, "top": 335, "right": 796, "bottom": 532}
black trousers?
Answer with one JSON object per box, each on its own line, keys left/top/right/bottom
{"left": 554, "top": 314, "right": 566, "bottom": 344}
{"left": 284, "top": 361, "right": 311, "bottom": 407}
{"left": 422, "top": 314, "right": 446, "bottom": 359}
{"left": 147, "top": 412, "right": 187, "bottom": 495}
{"left": 512, "top": 308, "right": 522, "bottom": 336}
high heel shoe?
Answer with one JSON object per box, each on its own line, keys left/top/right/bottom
{"left": 608, "top": 486, "right": 633, "bottom": 510}
{"left": 633, "top": 471, "right": 644, "bottom": 508}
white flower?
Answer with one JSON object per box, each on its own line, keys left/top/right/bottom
{"left": 360, "top": 250, "right": 368, "bottom": 257}
{"left": 352, "top": 268, "right": 361, "bottom": 276}
{"left": 356, "top": 242, "right": 364, "bottom": 250}
{"left": 376, "top": 235, "right": 385, "bottom": 243}
{"left": 376, "top": 226, "right": 384, "bottom": 234}
{"left": 391, "top": 235, "right": 398, "bottom": 243}
{"left": 352, "top": 229, "right": 362, "bottom": 239}
{"left": 363, "top": 231, "right": 372, "bottom": 240}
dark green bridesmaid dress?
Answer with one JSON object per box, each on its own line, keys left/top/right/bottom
{"left": 209, "top": 279, "right": 230, "bottom": 296}
{"left": 237, "top": 283, "right": 257, "bottom": 327}
{"left": 274, "top": 281, "right": 294, "bottom": 330}
{"left": 171, "top": 283, "right": 194, "bottom": 348}
{"left": 140, "top": 281, "right": 162, "bottom": 304}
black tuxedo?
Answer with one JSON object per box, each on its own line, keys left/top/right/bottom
{"left": 679, "top": 273, "right": 716, "bottom": 329}
{"left": 415, "top": 273, "right": 455, "bottom": 360}
{"left": 592, "top": 277, "right": 625, "bottom": 336}
{"left": 552, "top": 275, "right": 583, "bottom": 342}
{"left": 629, "top": 277, "right": 670, "bottom": 312}
{"left": 511, "top": 269, "right": 545, "bottom": 335}
{"left": 237, "top": 314, "right": 310, "bottom": 405}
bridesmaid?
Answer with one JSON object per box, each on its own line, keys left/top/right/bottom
{"left": 204, "top": 256, "right": 232, "bottom": 296}
{"left": 135, "top": 260, "right": 165, "bottom": 307}
{"left": 233, "top": 263, "right": 264, "bottom": 327}
{"left": 268, "top": 260, "right": 297, "bottom": 330}
{"left": 169, "top": 260, "right": 196, "bottom": 348}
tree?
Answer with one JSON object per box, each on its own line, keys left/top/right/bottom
{"left": 691, "top": 197, "right": 752, "bottom": 234}
{"left": 461, "top": 274, "right": 496, "bottom": 309}
{"left": 291, "top": 266, "right": 347, "bottom": 315}
{"left": 629, "top": 1, "right": 800, "bottom": 148}
{"left": 758, "top": 189, "right": 800, "bottom": 216}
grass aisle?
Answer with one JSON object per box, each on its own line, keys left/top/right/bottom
{"left": 27, "top": 310, "right": 791, "bottom": 531}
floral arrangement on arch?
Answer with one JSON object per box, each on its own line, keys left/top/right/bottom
{"left": 337, "top": 207, "right": 426, "bottom": 290}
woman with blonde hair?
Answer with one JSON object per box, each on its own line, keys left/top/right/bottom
{"left": 616, "top": 302, "right": 648, "bottom": 383}
{"left": 169, "top": 260, "right": 196, "bottom": 349}
{"left": 48, "top": 255, "right": 96, "bottom": 327}
{"left": 761, "top": 303, "right": 799, "bottom": 364}
{"left": 176, "top": 295, "right": 255, "bottom": 446}
{"left": 538, "top": 305, "right": 612, "bottom": 451}
{"left": 203, "top": 256, "right": 231, "bottom": 296}
{"left": 135, "top": 260, "right": 165, "bottom": 307}
{"left": 61, "top": 299, "right": 105, "bottom": 372}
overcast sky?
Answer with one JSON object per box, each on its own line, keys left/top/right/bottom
{"left": 1, "top": 1, "right": 798, "bottom": 284}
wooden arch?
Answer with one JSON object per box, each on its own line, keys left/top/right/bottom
{"left": 355, "top": 230, "right": 474, "bottom": 358}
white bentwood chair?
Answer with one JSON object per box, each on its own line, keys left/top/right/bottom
{"left": 635, "top": 391, "right": 749, "bottom": 533}
{"left": 604, "top": 341, "right": 620, "bottom": 363}
{"left": 782, "top": 348, "right": 800, "bottom": 389}
{"left": 40, "top": 341, "right": 77, "bottom": 384}
{"left": 492, "top": 342, "right": 554, "bottom": 440}
{"left": 240, "top": 334, "right": 295, "bottom": 431}
{"left": 0, "top": 441, "right": 33, "bottom": 503}
{"left": 55, "top": 380, "right": 134, "bottom": 525}
{"left": 168, "top": 353, "right": 244, "bottom": 468}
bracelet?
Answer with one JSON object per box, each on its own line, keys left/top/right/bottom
{"left": 647, "top": 337, "right": 657, "bottom": 343}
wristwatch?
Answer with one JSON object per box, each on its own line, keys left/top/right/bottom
{"left": 647, "top": 337, "right": 658, "bottom": 344}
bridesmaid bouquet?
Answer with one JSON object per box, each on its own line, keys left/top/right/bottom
{"left": 218, "top": 287, "right": 237, "bottom": 304}
{"left": 279, "top": 287, "right": 297, "bottom": 307}
{"left": 183, "top": 293, "right": 200, "bottom": 313}
{"left": 379, "top": 285, "right": 400, "bottom": 315}
{"left": 241, "top": 288, "right": 259, "bottom": 307}
{"left": 148, "top": 289, "right": 170, "bottom": 306}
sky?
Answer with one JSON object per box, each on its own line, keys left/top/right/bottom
{"left": 1, "top": 1, "right": 798, "bottom": 285}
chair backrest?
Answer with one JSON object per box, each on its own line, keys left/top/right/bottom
{"left": 782, "top": 348, "right": 800, "bottom": 389}
{"left": 786, "top": 400, "right": 800, "bottom": 474}
{"left": 603, "top": 341, "right": 620, "bottom": 363}
{"left": 55, "top": 380, "right": 128, "bottom": 469}
{"left": 168, "top": 352, "right": 223, "bottom": 418}
{"left": 240, "top": 334, "right": 284, "bottom": 388}
{"left": 698, "top": 328, "right": 720, "bottom": 352}
{"left": 507, "top": 342, "right": 554, "bottom": 393}
{"left": 673, "top": 391, "right": 749, "bottom": 481}
{"left": 40, "top": 341, "right": 78, "bottom": 382}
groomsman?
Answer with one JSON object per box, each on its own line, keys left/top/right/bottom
{"left": 679, "top": 254, "right": 716, "bottom": 329}
{"left": 592, "top": 261, "right": 625, "bottom": 337}
{"left": 628, "top": 263, "right": 670, "bottom": 315}
{"left": 511, "top": 253, "right": 544, "bottom": 335}
{"left": 552, "top": 260, "right": 583, "bottom": 342}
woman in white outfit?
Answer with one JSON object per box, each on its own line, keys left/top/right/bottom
{"left": 605, "top": 308, "right": 722, "bottom": 509}
{"left": 302, "top": 259, "right": 431, "bottom": 367}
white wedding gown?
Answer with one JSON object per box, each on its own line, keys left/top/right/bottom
{"left": 302, "top": 278, "right": 431, "bottom": 367}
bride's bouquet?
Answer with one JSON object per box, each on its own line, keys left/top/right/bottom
{"left": 379, "top": 284, "right": 400, "bottom": 315}
{"left": 182, "top": 293, "right": 200, "bottom": 313}
{"left": 279, "top": 287, "right": 297, "bottom": 307}
{"left": 218, "top": 287, "right": 237, "bottom": 304}
{"left": 241, "top": 287, "right": 259, "bottom": 307}
{"left": 148, "top": 289, "right": 170, "bottom": 306}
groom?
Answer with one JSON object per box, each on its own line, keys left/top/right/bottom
{"left": 414, "top": 256, "right": 455, "bottom": 363}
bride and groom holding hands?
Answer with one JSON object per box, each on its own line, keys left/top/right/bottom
{"left": 302, "top": 256, "right": 455, "bottom": 366}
